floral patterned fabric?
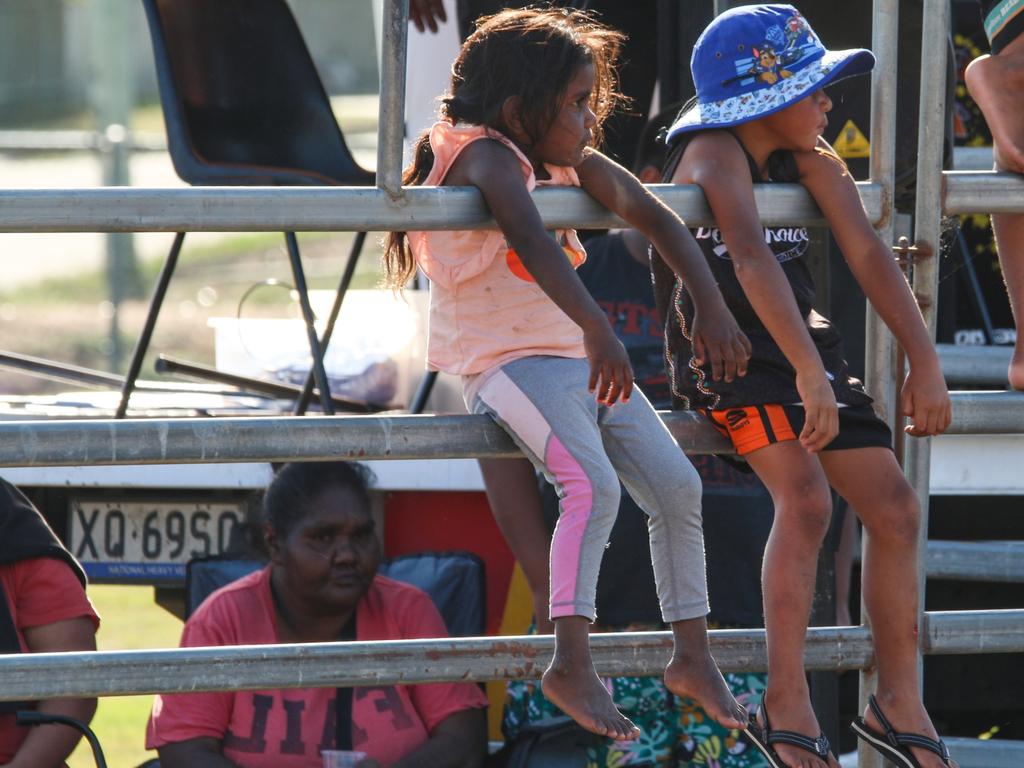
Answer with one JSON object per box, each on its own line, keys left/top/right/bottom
{"left": 503, "top": 667, "right": 769, "bottom": 767}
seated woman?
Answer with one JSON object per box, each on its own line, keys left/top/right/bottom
{"left": 147, "top": 461, "right": 488, "bottom": 768}
{"left": 0, "top": 478, "right": 99, "bottom": 768}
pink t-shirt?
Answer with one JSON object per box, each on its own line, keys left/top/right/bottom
{"left": 146, "top": 567, "right": 486, "bottom": 768}
{"left": 408, "top": 122, "right": 588, "bottom": 375}
{"left": 0, "top": 557, "right": 100, "bottom": 764}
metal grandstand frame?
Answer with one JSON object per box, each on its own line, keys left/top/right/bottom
{"left": 0, "top": 0, "right": 1023, "bottom": 765}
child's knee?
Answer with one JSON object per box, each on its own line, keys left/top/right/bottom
{"left": 777, "top": 488, "right": 833, "bottom": 541}
{"left": 869, "top": 483, "right": 921, "bottom": 546}
{"left": 558, "top": 464, "right": 620, "bottom": 520}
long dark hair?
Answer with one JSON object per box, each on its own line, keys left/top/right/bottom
{"left": 382, "top": 7, "right": 624, "bottom": 288}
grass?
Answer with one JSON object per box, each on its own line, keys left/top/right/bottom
{"left": 0, "top": 230, "right": 386, "bottom": 396}
{"left": 9, "top": 230, "right": 388, "bottom": 766}
{"left": 67, "top": 585, "right": 183, "bottom": 768}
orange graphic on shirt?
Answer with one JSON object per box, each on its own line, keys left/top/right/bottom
{"left": 506, "top": 231, "right": 585, "bottom": 282}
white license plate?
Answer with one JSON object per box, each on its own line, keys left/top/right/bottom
{"left": 69, "top": 499, "right": 245, "bottom": 581}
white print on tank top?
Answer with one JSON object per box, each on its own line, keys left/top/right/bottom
{"left": 693, "top": 226, "right": 810, "bottom": 263}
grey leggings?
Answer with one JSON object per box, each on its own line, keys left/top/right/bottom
{"left": 469, "top": 356, "right": 709, "bottom": 623}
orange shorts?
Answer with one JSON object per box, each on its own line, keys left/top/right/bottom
{"left": 704, "top": 403, "right": 892, "bottom": 456}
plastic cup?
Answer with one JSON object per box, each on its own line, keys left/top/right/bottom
{"left": 321, "top": 750, "right": 367, "bottom": 768}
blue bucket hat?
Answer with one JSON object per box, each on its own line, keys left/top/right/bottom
{"left": 666, "top": 4, "right": 875, "bottom": 141}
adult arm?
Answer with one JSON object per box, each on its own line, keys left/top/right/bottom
{"left": 4, "top": 618, "right": 96, "bottom": 768}
{"left": 797, "top": 144, "right": 951, "bottom": 436}
{"left": 451, "top": 138, "right": 633, "bottom": 404}
{"left": 157, "top": 737, "right": 239, "bottom": 768}
{"left": 677, "top": 131, "right": 838, "bottom": 451}
{"left": 576, "top": 148, "right": 751, "bottom": 382}
{"left": 389, "top": 709, "right": 488, "bottom": 768}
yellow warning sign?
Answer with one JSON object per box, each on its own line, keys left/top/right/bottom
{"left": 833, "top": 119, "right": 871, "bottom": 159}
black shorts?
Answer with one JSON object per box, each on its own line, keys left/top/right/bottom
{"left": 982, "top": 0, "right": 1024, "bottom": 53}
{"left": 704, "top": 403, "right": 893, "bottom": 456}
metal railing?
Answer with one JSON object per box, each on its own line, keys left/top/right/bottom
{"left": 0, "top": 0, "right": 1022, "bottom": 766}
{"left": 0, "top": 610, "right": 1021, "bottom": 702}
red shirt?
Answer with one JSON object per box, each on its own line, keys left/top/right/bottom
{"left": 0, "top": 557, "right": 100, "bottom": 764}
{"left": 147, "top": 567, "right": 486, "bottom": 767}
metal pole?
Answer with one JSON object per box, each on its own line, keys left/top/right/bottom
{"left": 0, "top": 183, "right": 886, "bottom": 233}
{"left": 0, "top": 393, "right": 1014, "bottom": 467}
{"left": 376, "top": 0, "right": 409, "bottom": 199}
{"left": 860, "top": 3, "right": 899, "bottom": 762}
{"left": 115, "top": 232, "right": 186, "bottom": 419}
{"left": 0, "top": 611, "right": 1019, "bottom": 700}
{"left": 905, "top": 0, "right": 950, "bottom": 755}
{"left": 155, "top": 356, "right": 380, "bottom": 412}
{"left": 294, "top": 232, "right": 367, "bottom": 415}
{"left": 89, "top": 0, "right": 142, "bottom": 371}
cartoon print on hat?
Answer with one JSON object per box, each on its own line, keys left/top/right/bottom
{"left": 666, "top": 4, "right": 875, "bottom": 140}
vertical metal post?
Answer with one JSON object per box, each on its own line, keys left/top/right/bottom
{"left": 376, "top": 0, "right": 409, "bottom": 199}
{"left": 859, "top": 1, "right": 900, "bottom": 765}
{"left": 906, "top": 0, "right": 949, "bottom": 682}
{"left": 90, "top": 0, "right": 141, "bottom": 372}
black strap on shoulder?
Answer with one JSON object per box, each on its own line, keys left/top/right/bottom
{"left": 334, "top": 613, "right": 358, "bottom": 750}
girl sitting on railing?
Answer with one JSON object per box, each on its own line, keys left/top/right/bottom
{"left": 384, "top": 7, "right": 751, "bottom": 742}
{"left": 653, "top": 5, "right": 953, "bottom": 767}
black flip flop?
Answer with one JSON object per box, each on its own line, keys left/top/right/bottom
{"left": 742, "top": 701, "right": 832, "bottom": 768}
{"left": 850, "top": 694, "right": 952, "bottom": 767}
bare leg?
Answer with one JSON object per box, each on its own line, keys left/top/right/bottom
{"left": 834, "top": 504, "right": 858, "bottom": 626}
{"left": 965, "top": 32, "right": 1024, "bottom": 387}
{"left": 965, "top": 32, "right": 1024, "bottom": 174}
{"left": 745, "top": 442, "right": 839, "bottom": 768}
{"left": 664, "top": 615, "right": 747, "bottom": 729}
{"left": 820, "top": 448, "right": 958, "bottom": 768}
{"left": 478, "top": 458, "right": 553, "bottom": 633}
{"left": 990, "top": 210, "right": 1024, "bottom": 389}
{"left": 541, "top": 615, "right": 640, "bottom": 740}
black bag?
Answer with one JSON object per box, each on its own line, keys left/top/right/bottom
{"left": 498, "top": 716, "right": 603, "bottom": 768}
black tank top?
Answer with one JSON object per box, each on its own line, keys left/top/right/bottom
{"left": 651, "top": 132, "right": 872, "bottom": 411}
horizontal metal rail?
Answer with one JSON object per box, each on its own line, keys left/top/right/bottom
{"left": 943, "top": 171, "right": 1024, "bottom": 215}
{"left": 0, "top": 610, "right": 1018, "bottom": 701}
{"left": 0, "top": 392, "right": 1019, "bottom": 468}
{"left": 0, "top": 171, "right": 1018, "bottom": 234}
{"left": 938, "top": 343, "right": 1013, "bottom": 385}
{"left": 943, "top": 738, "right": 1024, "bottom": 768}
{"left": 0, "top": 183, "right": 881, "bottom": 232}
{"left": 942, "top": 391, "right": 1024, "bottom": 433}
{"left": 0, "top": 129, "right": 167, "bottom": 153}
{"left": 926, "top": 541, "right": 1024, "bottom": 582}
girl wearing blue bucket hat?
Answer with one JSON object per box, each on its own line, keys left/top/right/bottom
{"left": 650, "top": 5, "right": 956, "bottom": 768}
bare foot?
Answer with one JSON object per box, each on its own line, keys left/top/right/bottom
{"left": 965, "top": 51, "right": 1024, "bottom": 174}
{"left": 756, "top": 689, "right": 836, "bottom": 768}
{"left": 863, "top": 690, "right": 958, "bottom": 768}
{"left": 663, "top": 651, "right": 747, "bottom": 730}
{"left": 541, "top": 662, "right": 640, "bottom": 741}
{"left": 1010, "top": 346, "right": 1024, "bottom": 391}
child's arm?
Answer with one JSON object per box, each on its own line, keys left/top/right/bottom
{"left": 447, "top": 138, "right": 633, "bottom": 404}
{"left": 672, "top": 132, "right": 839, "bottom": 452}
{"left": 796, "top": 144, "right": 952, "bottom": 436}
{"left": 576, "top": 149, "right": 752, "bottom": 384}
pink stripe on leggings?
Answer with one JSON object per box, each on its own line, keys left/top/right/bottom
{"left": 545, "top": 434, "right": 593, "bottom": 618}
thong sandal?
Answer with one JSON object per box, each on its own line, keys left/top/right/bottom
{"left": 850, "top": 694, "right": 952, "bottom": 767}
{"left": 743, "top": 700, "right": 832, "bottom": 768}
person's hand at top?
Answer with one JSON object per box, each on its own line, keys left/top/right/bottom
{"left": 583, "top": 323, "right": 634, "bottom": 406}
{"left": 901, "top": 361, "right": 952, "bottom": 437}
{"left": 691, "top": 300, "right": 752, "bottom": 384}
{"left": 409, "top": 0, "right": 447, "bottom": 33}
{"left": 795, "top": 367, "right": 839, "bottom": 452}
